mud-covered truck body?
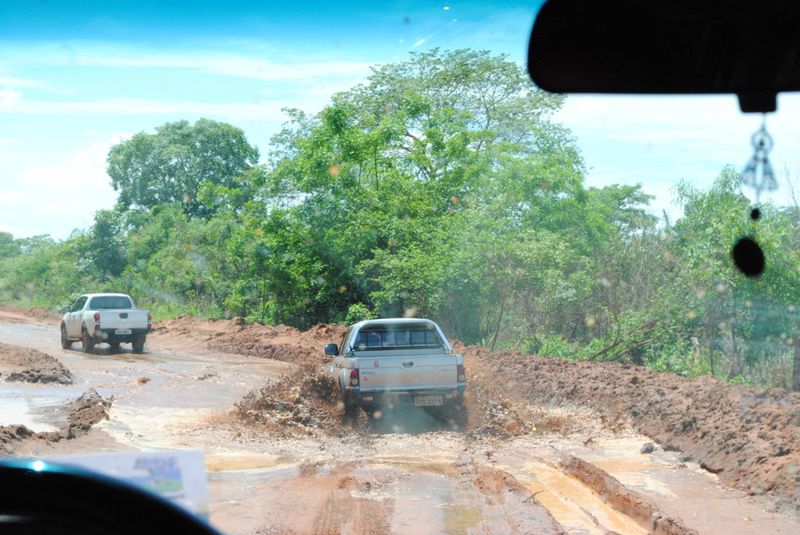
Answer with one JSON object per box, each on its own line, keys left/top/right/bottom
{"left": 60, "top": 293, "right": 151, "bottom": 353}
{"left": 326, "top": 318, "right": 466, "bottom": 412}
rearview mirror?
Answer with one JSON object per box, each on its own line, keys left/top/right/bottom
{"left": 324, "top": 343, "right": 339, "bottom": 356}
{"left": 528, "top": 0, "right": 800, "bottom": 112}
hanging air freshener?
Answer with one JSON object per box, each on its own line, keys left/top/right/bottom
{"left": 740, "top": 118, "right": 777, "bottom": 219}
{"left": 733, "top": 117, "right": 774, "bottom": 277}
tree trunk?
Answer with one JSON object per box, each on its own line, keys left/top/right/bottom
{"left": 489, "top": 292, "right": 506, "bottom": 352}
{"left": 793, "top": 337, "right": 800, "bottom": 392}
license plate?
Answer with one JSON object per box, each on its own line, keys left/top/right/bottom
{"left": 414, "top": 395, "right": 443, "bottom": 407}
{"left": 115, "top": 329, "right": 132, "bottom": 335}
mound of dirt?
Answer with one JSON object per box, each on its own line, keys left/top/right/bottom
{"left": 153, "top": 316, "right": 346, "bottom": 364}
{"left": 0, "top": 389, "right": 111, "bottom": 453}
{"left": 0, "top": 424, "right": 36, "bottom": 453}
{"left": 61, "top": 388, "right": 113, "bottom": 439}
{"left": 0, "top": 342, "right": 73, "bottom": 384}
{"left": 235, "top": 362, "right": 344, "bottom": 436}
{"left": 0, "top": 303, "right": 61, "bottom": 324}
{"left": 460, "top": 345, "right": 800, "bottom": 515}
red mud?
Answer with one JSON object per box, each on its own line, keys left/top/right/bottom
{"left": 459, "top": 345, "right": 800, "bottom": 516}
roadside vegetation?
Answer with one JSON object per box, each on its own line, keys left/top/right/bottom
{"left": 2, "top": 49, "right": 799, "bottom": 388}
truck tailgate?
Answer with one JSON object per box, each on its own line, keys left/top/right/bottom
{"left": 358, "top": 354, "right": 458, "bottom": 390}
{"left": 98, "top": 310, "right": 148, "bottom": 330}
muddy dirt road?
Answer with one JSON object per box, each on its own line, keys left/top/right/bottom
{"left": 1, "top": 309, "right": 799, "bottom": 534}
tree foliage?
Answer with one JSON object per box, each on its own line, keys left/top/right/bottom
{"left": 107, "top": 118, "right": 260, "bottom": 218}
{"left": 2, "top": 49, "right": 799, "bottom": 388}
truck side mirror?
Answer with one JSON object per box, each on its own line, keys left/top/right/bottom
{"left": 59, "top": 306, "right": 70, "bottom": 314}
{"left": 324, "top": 343, "right": 339, "bottom": 356}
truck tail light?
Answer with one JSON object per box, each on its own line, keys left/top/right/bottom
{"left": 93, "top": 312, "right": 100, "bottom": 322}
{"left": 350, "top": 368, "right": 360, "bottom": 386}
{"left": 147, "top": 312, "right": 152, "bottom": 330}
{"left": 457, "top": 364, "right": 466, "bottom": 383}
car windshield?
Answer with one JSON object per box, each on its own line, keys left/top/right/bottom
{"left": 354, "top": 324, "right": 444, "bottom": 350}
{"left": 1, "top": 1, "right": 799, "bottom": 534}
{"left": 88, "top": 296, "right": 133, "bottom": 310}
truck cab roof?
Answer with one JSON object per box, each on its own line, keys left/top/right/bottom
{"left": 346, "top": 318, "right": 453, "bottom": 353}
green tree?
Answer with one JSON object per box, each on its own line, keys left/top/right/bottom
{"left": 265, "top": 48, "right": 582, "bottom": 330}
{"left": 0, "top": 231, "right": 18, "bottom": 258}
{"left": 107, "top": 119, "right": 260, "bottom": 218}
{"left": 86, "top": 209, "right": 127, "bottom": 279}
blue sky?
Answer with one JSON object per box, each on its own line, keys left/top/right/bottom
{"left": 1, "top": 0, "right": 799, "bottom": 239}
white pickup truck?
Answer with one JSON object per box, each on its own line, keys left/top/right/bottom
{"left": 60, "top": 293, "right": 151, "bottom": 354}
{"left": 326, "top": 318, "right": 466, "bottom": 417}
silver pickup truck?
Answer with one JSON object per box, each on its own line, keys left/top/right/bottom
{"left": 326, "top": 318, "right": 466, "bottom": 416}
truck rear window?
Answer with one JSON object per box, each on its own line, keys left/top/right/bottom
{"left": 354, "top": 326, "right": 444, "bottom": 350}
{"left": 88, "top": 296, "right": 133, "bottom": 309}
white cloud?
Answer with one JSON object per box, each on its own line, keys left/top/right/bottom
{"left": 0, "top": 88, "right": 22, "bottom": 108}
{"left": 557, "top": 93, "right": 800, "bottom": 213}
{"left": 1, "top": 43, "right": 373, "bottom": 83}
{"left": 2, "top": 135, "right": 126, "bottom": 238}
{"left": 0, "top": 190, "right": 27, "bottom": 206}
{"left": 0, "top": 47, "right": 372, "bottom": 122}
{"left": 558, "top": 94, "right": 800, "bottom": 157}
{"left": 0, "top": 97, "right": 294, "bottom": 125}
{"left": 0, "top": 76, "right": 50, "bottom": 89}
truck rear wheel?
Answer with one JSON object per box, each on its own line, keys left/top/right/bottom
{"left": 338, "top": 379, "right": 358, "bottom": 424}
{"left": 81, "top": 328, "right": 94, "bottom": 354}
{"left": 60, "top": 324, "right": 72, "bottom": 350}
{"left": 132, "top": 335, "right": 145, "bottom": 354}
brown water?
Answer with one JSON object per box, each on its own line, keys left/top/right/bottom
{"left": 505, "top": 460, "right": 648, "bottom": 535}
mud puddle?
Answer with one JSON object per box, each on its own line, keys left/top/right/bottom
{"left": 208, "top": 455, "right": 561, "bottom": 535}
{"left": 496, "top": 434, "right": 800, "bottom": 535}
{"left": 0, "top": 396, "right": 61, "bottom": 433}
{"left": 506, "top": 460, "right": 647, "bottom": 535}
{"left": 580, "top": 437, "right": 800, "bottom": 534}
{"left": 206, "top": 452, "right": 296, "bottom": 473}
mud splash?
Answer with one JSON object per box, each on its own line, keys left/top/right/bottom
{"left": 234, "top": 362, "right": 343, "bottom": 437}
